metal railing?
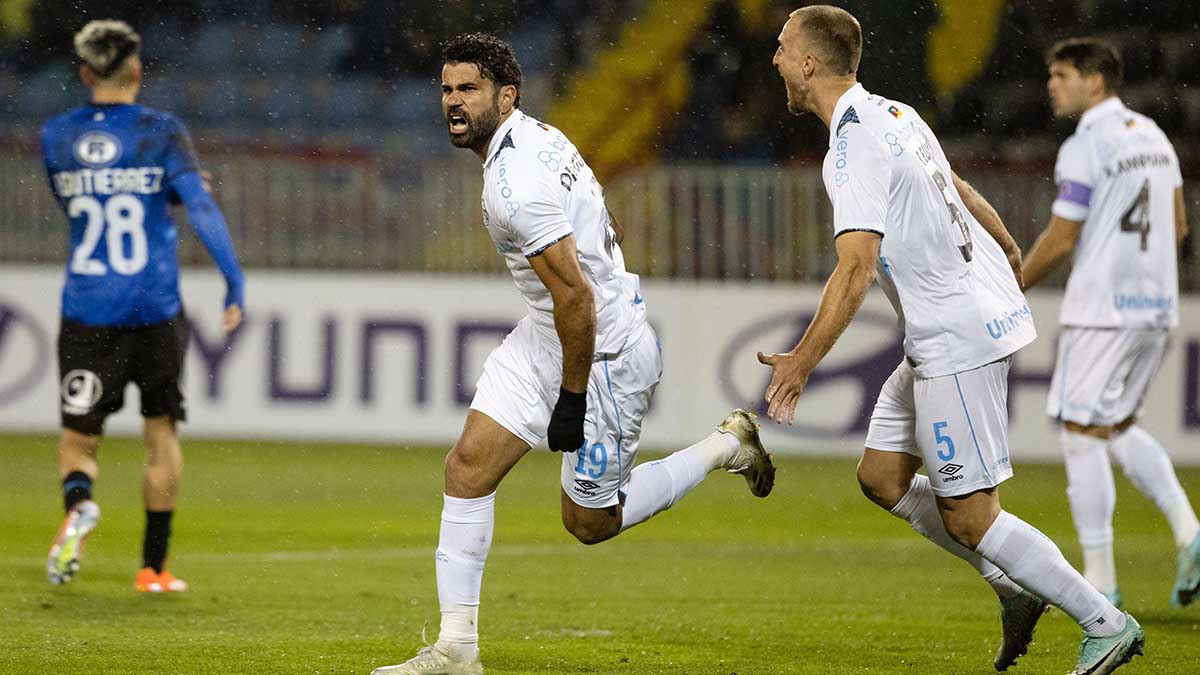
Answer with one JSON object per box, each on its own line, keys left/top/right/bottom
{"left": 3, "top": 148, "right": 1197, "bottom": 287}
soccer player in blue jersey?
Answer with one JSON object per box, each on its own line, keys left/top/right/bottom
{"left": 42, "top": 20, "right": 245, "bottom": 592}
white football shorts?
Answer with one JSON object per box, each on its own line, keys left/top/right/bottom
{"left": 470, "top": 316, "right": 662, "bottom": 509}
{"left": 1046, "top": 327, "right": 1168, "bottom": 427}
{"left": 865, "top": 358, "right": 1015, "bottom": 497}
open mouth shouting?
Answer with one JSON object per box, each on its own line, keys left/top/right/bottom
{"left": 447, "top": 109, "right": 470, "bottom": 136}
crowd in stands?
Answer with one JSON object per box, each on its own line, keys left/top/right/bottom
{"left": 0, "top": 0, "right": 635, "bottom": 153}
{"left": 2, "top": 0, "right": 1198, "bottom": 166}
{"left": 662, "top": 0, "right": 1200, "bottom": 165}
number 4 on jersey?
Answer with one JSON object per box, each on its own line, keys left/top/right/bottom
{"left": 1120, "top": 178, "right": 1151, "bottom": 251}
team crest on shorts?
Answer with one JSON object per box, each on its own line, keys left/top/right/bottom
{"left": 61, "top": 369, "right": 103, "bottom": 415}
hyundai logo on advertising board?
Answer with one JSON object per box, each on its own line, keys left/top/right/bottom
{"left": 720, "top": 309, "right": 904, "bottom": 437}
{"left": 0, "top": 302, "right": 51, "bottom": 406}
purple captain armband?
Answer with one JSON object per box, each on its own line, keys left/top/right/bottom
{"left": 1056, "top": 180, "right": 1093, "bottom": 207}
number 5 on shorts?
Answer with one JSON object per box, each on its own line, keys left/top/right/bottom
{"left": 933, "top": 421, "right": 956, "bottom": 461}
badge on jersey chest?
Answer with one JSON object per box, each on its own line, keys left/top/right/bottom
{"left": 74, "top": 131, "right": 122, "bottom": 168}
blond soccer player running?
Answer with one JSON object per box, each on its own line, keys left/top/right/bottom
{"left": 757, "top": 7, "right": 1142, "bottom": 674}
{"left": 1022, "top": 37, "right": 1200, "bottom": 609}
{"left": 43, "top": 20, "right": 244, "bottom": 594}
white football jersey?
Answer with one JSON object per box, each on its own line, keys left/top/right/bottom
{"left": 822, "top": 84, "right": 1036, "bottom": 378}
{"left": 480, "top": 110, "right": 645, "bottom": 356}
{"left": 1052, "top": 97, "right": 1182, "bottom": 328}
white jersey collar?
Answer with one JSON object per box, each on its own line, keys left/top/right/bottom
{"left": 1078, "top": 96, "right": 1125, "bottom": 130}
{"left": 828, "top": 82, "right": 870, "bottom": 146}
{"left": 484, "top": 109, "right": 524, "bottom": 167}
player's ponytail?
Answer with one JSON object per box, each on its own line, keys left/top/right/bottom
{"left": 74, "top": 20, "right": 141, "bottom": 79}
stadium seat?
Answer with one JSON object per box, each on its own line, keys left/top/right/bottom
{"left": 13, "top": 68, "right": 77, "bottom": 119}
{"left": 139, "top": 19, "right": 190, "bottom": 71}
{"left": 185, "top": 23, "right": 239, "bottom": 71}
{"left": 140, "top": 80, "right": 188, "bottom": 114}
{"left": 1173, "top": 88, "right": 1200, "bottom": 136}
{"left": 0, "top": 73, "right": 20, "bottom": 119}
{"left": 1123, "top": 83, "right": 1185, "bottom": 133}
{"left": 193, "top": 78, "right": 249, "bottom": 126}
{"left": 246, "top": 24, "right": 305, "bottom": 72}
{"left": 1097, "top": 31, "right": 1161, "bottom": 84}
{"left": 1161, "top": 33, "right": 1200, "bottom": 84}
{"left": 318, "top": 78, "right": 381, "bottom": 128}
{"left": 508, "top": 23, "right": 561, "bottom": 76}
{"left": 300, "top": 24, "right": 356, "bottom": 75}
{"left": 381, "top": 79, "right": 439, "bottom": 126}
{"left": 259, "top": 77, "right": 312, "bottom": 125}
{"left": 984, "top": 82, "right": 1050, "bottom": 137}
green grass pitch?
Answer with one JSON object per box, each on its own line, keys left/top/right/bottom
{"left": 1, "top": 434, "right": 1197, "bottom": 674}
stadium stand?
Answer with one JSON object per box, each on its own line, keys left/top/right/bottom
{"left": 0, "top": 0, "right": 1196, "bottom": 284}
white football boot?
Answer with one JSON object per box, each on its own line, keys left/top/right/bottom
{"left": 717, "top": 409, "right": 776, "bottom": 497}
{"left": 372, "top": 629, "right": 482, "bottom": 675}
{"left": 47, "top": 499, "right": 101, "bottom": 585}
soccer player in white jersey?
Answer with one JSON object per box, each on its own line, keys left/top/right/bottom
{"left": 370, "top": 33, "right": 776, "bottom": 675}
{"left": 758, "top": 7, "right": 1142, "bottom": 674}
{"left": 1022, "top": 37, "right": 1200, "bottom": 609}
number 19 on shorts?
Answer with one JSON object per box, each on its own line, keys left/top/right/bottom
{"left": 575, "top": 441, "right": 608, "bottom": 479}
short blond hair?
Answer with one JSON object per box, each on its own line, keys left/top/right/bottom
{"left": 790, "top": 5, "right": 862, "bottom": 76}
{"left": 74, "top": 19, "right": 141, "bottom": 79}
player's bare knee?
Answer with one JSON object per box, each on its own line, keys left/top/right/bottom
{"left": 60, "top": 429, "right": 100, "bottom": 455}
{"left": 443, "top": 449, "right": 473, "bottom": 491}
{"left": 942, "top": 513, "right": 988, "bottom": 549}
{"left": 561, "top": 500, "right": 620, "bottom": 545}
{"left": 564, "top": 518, "right": 618, "bottom": 545}
{"left": 1113, "top": 415, "right": 1137, "bottom": 434}
{"left": 856, "top": 462, "right": 906, "bottom": 510}
{"left": 58, "top": 430, "right": 100, "bottom": 475}
{"left": 443, "top": 447, "right": 494, "bottom": 498}
{"left": 937, "top": 490, "right": 999, "bottom": 549}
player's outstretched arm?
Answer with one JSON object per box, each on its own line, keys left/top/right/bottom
{"left": 529, "top": 235, "right": 596, "bottom": 452}
{"left": 757, "top": 231, "right": 879, "bottom": 425}
{"left": 174, "top": 170, "right": 246, "bottom": 334}
{"left": 1176, "top": 186, "right": 1190, "bottom": 247}
{"left": 952, "top": 172, "right": 1022, "bottom": 286}
{"left": 1020, "top": 214, "right": 1082, "bottom": 292}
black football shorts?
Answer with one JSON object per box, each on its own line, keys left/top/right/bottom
{"left": 57, "top": 312, "right": 190, "bottom": 435}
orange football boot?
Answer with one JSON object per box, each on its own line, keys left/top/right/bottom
{"left": 135, "top": 567, "right": 189, "bottom": 592}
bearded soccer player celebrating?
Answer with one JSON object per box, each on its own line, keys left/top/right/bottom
{"left": 42, "top": 20, "right": 245, "bottom": 592}
{"left": 758, "top": 7, "right": 1141, "bottom": 674}
{"left": 1022, "top": 37, "right": 1200, "bottom": 609}
{"left": 370, "top": 33, "right": 776, "bottom": 675}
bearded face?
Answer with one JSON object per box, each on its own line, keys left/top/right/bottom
{"left": 442, "top": 62, "right": 506, "bottom": 152}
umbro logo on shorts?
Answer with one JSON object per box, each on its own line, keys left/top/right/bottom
{"left": 574, "top": 479, "right": 601, "bottom": 491}
{"left": 937, "top": 463, "right": 964, "bottom": 477}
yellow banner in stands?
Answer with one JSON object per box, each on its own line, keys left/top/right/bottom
{"left": 928, "top": 0, "right": 1007, "bottom": 99}
{"left": 550, "top": 0, "right": 718, "bottom": 181}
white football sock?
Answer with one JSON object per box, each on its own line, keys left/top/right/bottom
{"left": 976, "top": 510, "right": 1125, "bottom": 637}
{"left": 1062, "top": 430, "right": 1118, "bottom": 594}
{"left": 1110, "top": 426, "right": 1200, "bottom": 549}
{"left": 620, "top": 431, "right": 738, "bottom": 531}
{"left": 435, "top": 492, "right": 495, "bottom": 659}
{"left": 890, "top": 474, "right": 1023, "bottom": 599}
